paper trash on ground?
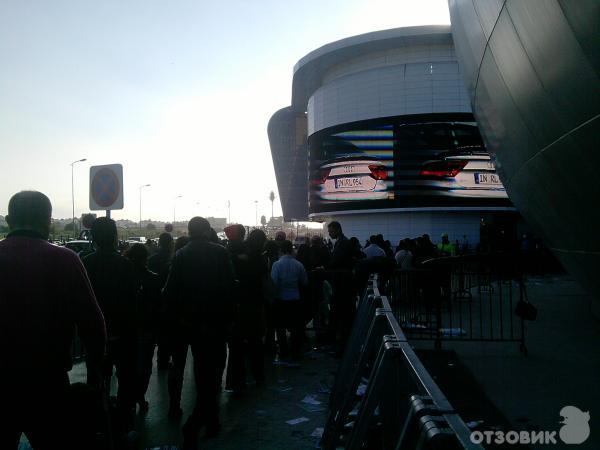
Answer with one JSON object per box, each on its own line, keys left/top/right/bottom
{"left": 356, "top": 383, "right": 367, "bottom": 396}
{"left": 311, "top": 427, "right": 324, "bottom": 438}
{"left": 299, "top": 403, "right": 326, "bottom": 413}
{"left": 286, "top": 417, "right": 310, "bottom": 425}
{"left": 301, "top": 395, "right": 322, "bottom": 405}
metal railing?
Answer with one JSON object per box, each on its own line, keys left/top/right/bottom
{"left": 387, "top": 253, "right": 527, "bottom": 354}
{"left": 321, "top": 275, "right": 483, "bottom": 450}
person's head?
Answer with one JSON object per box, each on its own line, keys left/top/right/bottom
{"left": 124, "top": 243, "right": 148, "bottom": 269}
{"left": 157, "top": 232, "right": 174, "bottom": 251}
{"left": 224, "top": 223, "right": 246, "bottom": 242}
{"left": 280, "top": 240, "right": 294, "bottom": 255}
{"left": 368, "top": 235, "right": 377, "bottom": 245}
{"left": 188, "top": 216, "right": 211, "bottom": 239}
{"left": 310, "top": 235, "right": 323, "bottom": 247}
{"left": 6, "top": 191, "right": 52, "bottom": 238}
{"left": 174, "top": 235, "right": 190, "bottom": 252}
{"left": 349, "top": 236, "right": 361, "bottom": 249}
{"left": 275, "top": 230, "right": 286, "bottom": 241}
{"left": 91, "top": 217, "right": 118, "bottom": 250}
{"left": 246, "top": 229, "right": 267, "bottom": 253}
{"left": 327, "top": 221, "right": 342, "bottom": 239}
{"left": 441, "top": 233, "right": 449, "bottom": 244}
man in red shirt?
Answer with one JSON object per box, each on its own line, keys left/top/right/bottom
{"left": 0, "top": 191, "right": 106, "bottom": 449}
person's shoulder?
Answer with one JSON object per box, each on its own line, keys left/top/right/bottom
{"left": 210, "top": 241, "right": 229, "bottom": 256}
{"left": 46, "top": 240, "right": 82, "bottom": 263}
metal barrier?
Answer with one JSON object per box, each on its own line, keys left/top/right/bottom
{"left": 321, "top": 275, "right": 483, "bottom": 450}
{"left": 388, "top": 254, "right": 527, "bottom": 354}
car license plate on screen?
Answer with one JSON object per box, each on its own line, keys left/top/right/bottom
{"left": 336, "top": 177, "right": 363, "bottom": 189}
{"left": 474, "top": 173, "right": 501, "bottom": 185}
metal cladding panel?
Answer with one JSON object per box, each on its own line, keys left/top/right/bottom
{"left": 308, "top": 59, "right": 471, "bottom": 136}
{"left": 449, "top": 0, "right": 600, "bottom": 302}
{"left": 267, "top": 107, "right": 309, "bottom": 221}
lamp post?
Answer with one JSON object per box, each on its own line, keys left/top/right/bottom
{"left": 139, "top": 184, "right": 151, "bottom": 229}
{"left": 70, "top": 158, "right": 87, "bottom": 238}
{"left": 254, "top": 200, "right": 258, "bottom": 227}
{"left": 227, "top": 200, "right": 231, "bottom": 225}
{"left": 173, "top": 195, "right": 183, "bottom": 224}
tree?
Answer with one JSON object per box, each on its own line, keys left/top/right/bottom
{"left": 260, "top": 215, "right": 267, "bottom": 227}
{"left": 64, "top": 222, "right": 75, "bottom": 232}
{"left": 146, "top": 222, "right": 156, "bottom": 230}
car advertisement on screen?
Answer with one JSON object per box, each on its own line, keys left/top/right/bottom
{"left": 308, "top": 114, "right": 511, "bottom": 215}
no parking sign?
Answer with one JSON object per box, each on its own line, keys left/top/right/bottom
{"left": 89, "top": 164, "right": 124, "bottom": 211}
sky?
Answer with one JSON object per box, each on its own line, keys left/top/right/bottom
{"left": 0, "top": 0, "right": 450, "bottom": 225}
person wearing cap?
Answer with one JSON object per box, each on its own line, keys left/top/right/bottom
{"left": 437, "top": 233, "right": 456, "bottom": 257}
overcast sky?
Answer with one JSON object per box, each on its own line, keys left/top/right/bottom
{"left": 0, "top": 0, "right": 449, "bottom": 225}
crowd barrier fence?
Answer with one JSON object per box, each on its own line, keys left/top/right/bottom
{"left": 321, "top": 275, "right": 483, "bottom": 450}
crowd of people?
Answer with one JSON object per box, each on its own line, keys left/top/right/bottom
{"left": 1, "top": 190, "right": 471, "bottom": 450}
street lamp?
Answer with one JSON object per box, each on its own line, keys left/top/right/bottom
{"left": 173, "top": 195, "right": 183, "bottom": 223}
{"left": 70, "top": 158, "right": 87, "bottom": 238}
{"left": 139, "top": 184, "right": 151, "bottom": 229}
{"left": 254, "top": 200, "right": 258, "bottom": 227}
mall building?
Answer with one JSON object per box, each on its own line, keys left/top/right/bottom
{"left": 268, "top": 25, "right": 518, "bottom": 247}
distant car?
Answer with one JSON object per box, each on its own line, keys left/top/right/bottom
{"left": 417, "top": 153, "right": 506, "bottom": 197}
{"left": 63, "top": 240, "right": 93, "bottom": 254}
{"left": 127, "top": 236, "right": 147, "bottom": 243}
{"left": 312, "top": 156, "right": 390, "bottom": 201}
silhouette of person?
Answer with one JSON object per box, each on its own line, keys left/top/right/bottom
{"left": 164, "top": 217, "right": 235, "bottom": 445}
{"left": 148, "top": 232, "right": 174, "bottom": 370}
{"left": 166, "top": 234, "right": 192, "bottom": 419}
{"left": 327, "top": 221, "right": 361, "bottom": 355}
{"left": 83, "top": 217, "right": 138, "bottom": 436}
{"left": 227, "top": 229, "right": 268, "bottom": 392}
{"left": 124, "top": 243, "right": 161, "bottom": 411}
{"left": 0, "top": 191, "right": 106, "bottom": 450}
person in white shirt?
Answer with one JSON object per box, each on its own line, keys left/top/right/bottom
{"left": 395, "top": 239, "right": 413, "bottom": 269}
{"left": 271, "top": 240, "right": 308, "bottom": 361}
{"left": 363, "top": 235, "right": 386, "bottom": 259}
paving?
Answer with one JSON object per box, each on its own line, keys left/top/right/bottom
{"left": 413, "top": 274, "right": 600, "bottom": 449}
{"left": 67, "top": 348, "right": 338, "bottom": 450}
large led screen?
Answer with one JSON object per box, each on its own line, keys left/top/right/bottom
{"left": 308, "top": 114, "right": 511, "bottom": 215}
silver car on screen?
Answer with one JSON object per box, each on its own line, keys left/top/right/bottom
{"left": 313, "top": 157, "right": 391, "bottom": 201}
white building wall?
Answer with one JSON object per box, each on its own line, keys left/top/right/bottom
{"left": 321, "top": 211, "right": 482, "bottom": 249}
{"left": 307, "top": 45, "right": 471, "bottom": 136}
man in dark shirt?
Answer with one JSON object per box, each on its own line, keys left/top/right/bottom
{"left": 164, "top": 217, "right": 235, "bottom": 446}
{"left": 0, "top": 191, "right": 106, "bottom": 450}
{"left": 83, "top": 217, "right": 138, "bottom": 435}
{"left": 327, "top": 221, "right": 360, "bottom": 355}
